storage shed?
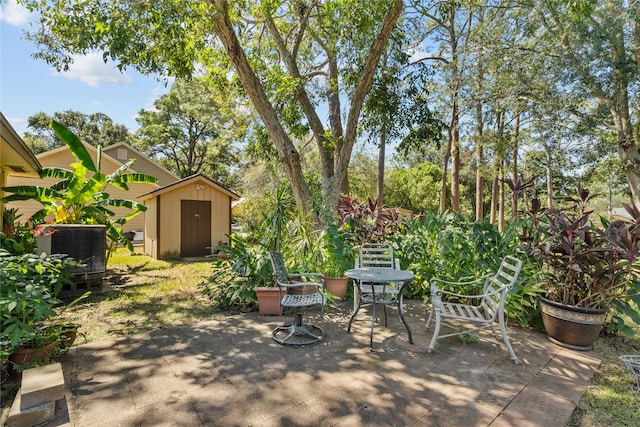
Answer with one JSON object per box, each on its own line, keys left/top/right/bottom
{"left": 139, "top": 174, "right": 240, "bottom": 259}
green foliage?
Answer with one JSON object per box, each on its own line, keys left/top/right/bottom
{"left": 1, "top": 208, "right": 38, "bottom": 254}
{"left": 0, "top": 251, "right": 73, "bottom": 352}
{"left": 384, "top": 162, "right": 443, "bottom": 214}
{"left": 198, "top": 234, "right": 272, "bottom": 311}
{"left": 23, "top": 111, "right": 134, "bottom": 153}
{"left": 321, "top": 222, "right": 355, "bottom": 277}
{"left": 391, "top": 212, "right": 541, "bottom": 326}
{"left": 135, "top": 77, "right": 246, "bottom": 186}
{"left": 520, "top": 186, "right": 640, "bottom": 333}
{"left": 2, "top": 121, "right": 158, "bottom": 263}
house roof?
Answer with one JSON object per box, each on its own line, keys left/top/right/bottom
{"left": 36, "top": 139, "right": 121, "bottom": 165}
{"left": 138, "top": 173, "right": 241, "bottom": 201}
{"left": 1, "top": 112, "right": 41, "bottom": 176}
{"left": 36, "top": 140, "right": 166, "bottom": 189}
{"left": 103, "top": 141, "right": 180, "bottom": 181}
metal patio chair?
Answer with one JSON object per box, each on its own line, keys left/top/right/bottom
{"left": 268, "top": 251, "right": 326, "bottom": 346}
{"left": 353, "top": 243, "right": 401, "bottom": 324}
{"left": 426, "top": 255, "right": 523, "bottom": 363}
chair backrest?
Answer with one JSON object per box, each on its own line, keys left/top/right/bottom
{"left": 357, "top": 243, "right": 397, "bottom": 269}
{"left": 269, "top": 251, "right": 289, "bottom": 286}
{"left": 481, "top": 256, "right": 523, "bottom": 318}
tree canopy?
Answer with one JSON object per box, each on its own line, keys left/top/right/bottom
{"left": 23, "top": 111, "right": 133, "bottom": 153}
{"left": 135, "top": 77, "right": 246, "bottom": 188}
{"left": 15, "top": 0, "right": 640, "bottom": 219}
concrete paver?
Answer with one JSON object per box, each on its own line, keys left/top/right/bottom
{"left": 49, "top": 300, "right": 600, "bottom": 426}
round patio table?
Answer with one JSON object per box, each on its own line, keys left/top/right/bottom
{"left": 345, "top": 267, "right": 414, "bottom": 351}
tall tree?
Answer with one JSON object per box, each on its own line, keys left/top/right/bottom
{"left": 411, "top": 0, "right": 478, "bottom": 212}
{"left": 135, "top": 77, "right": 245, "bottom": 186}
{"left": 20, "top": 0, "right": 403, "bottom": 214}
{"left": 533, "top": 0, "right": 640, "bottom": 207}
{"left": 23, "top": 111, "right": 133, "bottom": 153}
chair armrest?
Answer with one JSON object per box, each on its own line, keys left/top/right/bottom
{"left": 284, "top": 273, "right": 324, "bottom": 289}
{"left": 288, "top": 272, "right": 324, "bottom": 281}
{"left": 430, "top": 275, "right": 489, "bottom": 287}
{"left": 282, "top": 281, "right": 324, "bottom": 289}
{"left": 430, "top": 274, "right": 493, "bottom": 299}
{"left": 432, "top": 287, "right": 502, "bottom": 300}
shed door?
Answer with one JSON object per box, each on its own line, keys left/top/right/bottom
{"left": 180, "top": 200, "right": 211, "bottom": 257}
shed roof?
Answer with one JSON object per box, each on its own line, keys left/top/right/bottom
{"left": 138, "top": 173, "right": 241, "bottom": 201}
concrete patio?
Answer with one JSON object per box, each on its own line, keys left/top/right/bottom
{"left": 49, "top": 299, "right": 601, "bottom": 426}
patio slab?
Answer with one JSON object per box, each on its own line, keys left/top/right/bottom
{"left": 49, "top": 299, "right": 600, "bottom": 426}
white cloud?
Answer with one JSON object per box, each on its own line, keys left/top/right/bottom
{"left": 0, "top": 0, "right": 32, "bottom": 26}
{"left": 54, "top": 53, "right": 133, "bottom": 87}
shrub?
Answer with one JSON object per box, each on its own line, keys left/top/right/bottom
{"left": 392, "top": 212, "right": 542, "bottom": 326}
{"left": 0, "top": 251, "right": 75, "bottom": 354}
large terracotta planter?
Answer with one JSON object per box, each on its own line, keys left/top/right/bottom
{"left": 254, "top": 287, "right": 284, "bottom": 315}
{"left": 539, "top": 295, "right": 608, "bottom": 351}
{"left": 324, "top": 276, "right": 348, "bottom": 299}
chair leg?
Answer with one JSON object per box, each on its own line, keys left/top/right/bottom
{"left": 498, "top": 312, "right": 519, "bottom": 364}
{"left": 427, "top": 309, "right": 441, "bottom": 353}
{"left": 425, "top": 306, "right": 434, "bottom": 330}
{"left": 397, "top": 295, "right": 413, "bottom": 344}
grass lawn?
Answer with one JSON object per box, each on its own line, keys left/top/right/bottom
{"left": 54, "top": 248, "right": 223, "bottom": 342}
{"left": 3, "top": 248, "right": 639, "bottom": 425}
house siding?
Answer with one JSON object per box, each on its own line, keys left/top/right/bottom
{"left": 102, "top": 145, "right": 178, "bottom": 187}
{"left": 5, "top": 145, "right": 160, "bottom": 232}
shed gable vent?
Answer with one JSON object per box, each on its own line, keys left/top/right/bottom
{"left": 8, "top": 165, "right": 27, "bottom": 173}
{"left": 117, "top": 149, "right": 128, "bottom": 160}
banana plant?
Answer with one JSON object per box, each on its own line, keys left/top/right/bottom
{"left": 2, "top": 120, "right": 158, "bottom": 261}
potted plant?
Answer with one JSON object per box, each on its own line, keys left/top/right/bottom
{"left": 521, "top": 185, "right": 640, "bottom": 350}
{"left": 321, "top": 223, "right": 354, "bottom": 298}
{"left": 1, "top": 120, "right": 158, "bottom": 273}
{"left": 0, "top": 250, "right": 76, "bottom": 368}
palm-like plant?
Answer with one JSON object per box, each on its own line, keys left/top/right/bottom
{"left": 2, "top": 120, "right": 158, "bottom": 259}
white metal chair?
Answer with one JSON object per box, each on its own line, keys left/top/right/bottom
{"left": 269, "top": 251, "right": 326, "bottom": 346}
{"left": 354, "top": 243, "right": 401, "bottom": 318}
{"left": 426, "top": 255, "right": 523, "bottom": 363}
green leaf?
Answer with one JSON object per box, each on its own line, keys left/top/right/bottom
{"left": 51, "top": 120, "right": 97, "bottom": 172}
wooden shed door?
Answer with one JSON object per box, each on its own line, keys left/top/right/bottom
{"left": 180, "top": 200, "right": 211, "bottom": 257}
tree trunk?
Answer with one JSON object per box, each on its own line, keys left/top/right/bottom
{"left": 377, "top": 119, "right": 386, "bottom": 209}
{"left": 544, "top": 142, "right": 553, "bottom": 209}
{"left": 490, "top": 174, "right": 498, "bottom": 224}
{"left": 211, "top": 0, "right": 310, "bottom": 213}
{"left": 333, "top": 0, "right": 403, "bottom": 208}
{"left": 498, "top": 159, "right": 504, "bottom": 231}
{"left": 211, "top": 0, "right": 402, "bottom": 213}
{"left": 511, "top": 113, "right": 520, "bottom": 221}
{"left": 440, "top": 138, "right": 451, "bottom": 213}
{"left": 475, "top": 100, "right": 484, "bottom": 221}
{"left": 450, "top": 93, "right": 461, "bottom": 212}
{"left": 609, "top": 34, "right": 640, "bottom": 208}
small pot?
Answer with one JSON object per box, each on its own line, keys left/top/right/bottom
{"left": 254, "top": 287, "right": 285, "bottom": 315}
{"left": 324, "top": 276, "right": 349, "bottom": 299}
{"left": 9, "top": 341, "right": 57, "bottom": 367}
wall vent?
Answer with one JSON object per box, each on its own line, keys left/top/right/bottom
{"left": 117, "top": 149, "right": 128, "bottom": 160}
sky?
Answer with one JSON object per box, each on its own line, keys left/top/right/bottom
{"left": 0, "top": 1, "right": 170, "bottom": 137}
